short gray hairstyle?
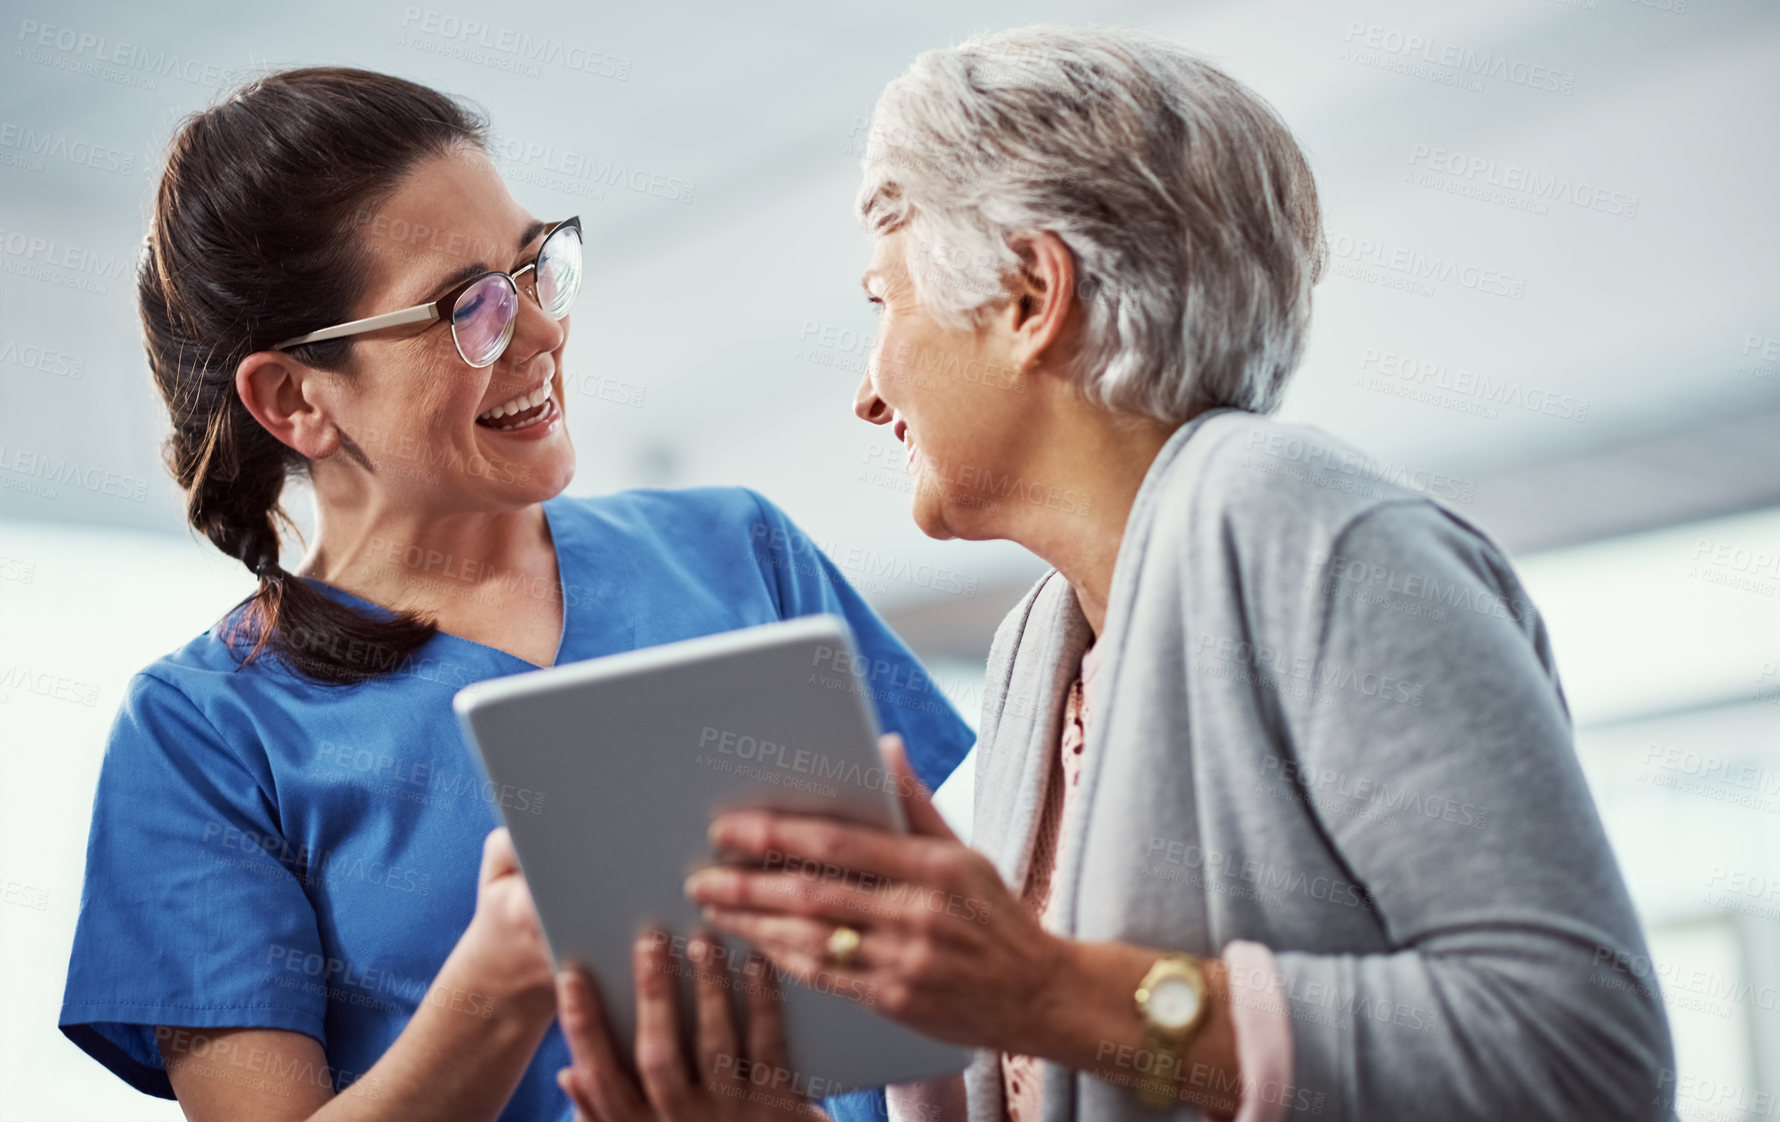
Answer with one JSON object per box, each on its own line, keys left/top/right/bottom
{"left": 856, "top": 25, "right": 1327, "bottom": 420}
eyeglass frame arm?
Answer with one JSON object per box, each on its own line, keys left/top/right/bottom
{"left": 273, "top": 303, "right": 444, "bottom": 349}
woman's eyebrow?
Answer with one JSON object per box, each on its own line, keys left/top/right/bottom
{"left": 417, "top": 220, "right": 552, "bottom": 306}
{"left": 516, "top": 219, "right": 548, "bottom": 256}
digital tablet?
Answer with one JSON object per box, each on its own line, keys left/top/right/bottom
{"left": 451, "top": 615, "right": 970, "bottom": 1094}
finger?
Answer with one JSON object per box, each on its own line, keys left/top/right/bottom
{"left": 707, "top": 909, "right": 840, "bottom": 964}
{"left": 632, "top": 931, "right": 695, "bottom": 1118}
{"left": 687, "top": 930, "right": 739, "bottom": 1092}
{"left": 739, "top": 945, "right": 795, "bottom": 1076}
{"left": 704, "top": 907, "right": 878, "bottom": 980}
{"left": 685, "top": 867, "right": 895, "bottom": 928}
{"left": 702, "top": 812, "right": 947, "bottom": 888}
{"left": 479, "top": 826, "right": 519, "bottom": 886}
{"left": 556, "top": 1066, "right": 597, "bottom": 1121}
{"left": 556, "top": 965, "right": 648, "bottom": 1120}
{"left": 556, "top": 966, "right": 622, "bottom": 1078}
{"left": 879, "top": 733, "right": 960, "bottom": 842}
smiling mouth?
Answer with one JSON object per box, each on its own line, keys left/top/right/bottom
{"left": 476, "top": 378, "right": 554, "bottom": 430}
{"left": 893, "top": 418, "right": 918, "bottom": 470}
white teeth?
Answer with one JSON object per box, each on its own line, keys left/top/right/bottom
{"left": 478, "top": 381, "right": 551, "bottom": 422}
{"left": 488, "top": 397, "right": 554, "bottom": 432}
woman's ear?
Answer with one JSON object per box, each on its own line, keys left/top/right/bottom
{"left": 235, "top": 351, "right": 340, "bottom": 460}
{"left": 1006, "top": 230, "right": 1078, "bottom": 374}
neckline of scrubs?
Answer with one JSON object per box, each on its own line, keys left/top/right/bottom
{"left": 292, "top": 494, "right": 574, "bottom": 670}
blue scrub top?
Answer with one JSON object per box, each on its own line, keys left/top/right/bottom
{"left": 59, "top": 486, "right": 974, "bottom": 1122}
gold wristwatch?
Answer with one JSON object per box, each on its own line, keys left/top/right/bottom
{"left": 1133, "top": 953, "right": 1210, "bottom": 1108}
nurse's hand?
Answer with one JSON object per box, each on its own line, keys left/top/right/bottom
{"left": 554, "top": 929, "right": 829, "bottom": 1121}
{"left": 684, "top": 735, "right": 1055, "bottom": 1053}
{"left": 449, "top": 826, "right": 557, "bottom": 1023}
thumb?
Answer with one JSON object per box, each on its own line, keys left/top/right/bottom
{"left": 879, "top": 733, "right": 959, "bottom": 841}
{"left": 479, "top": 825, "right": 519, "bottom": 888}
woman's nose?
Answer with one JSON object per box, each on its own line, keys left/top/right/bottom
{"left": 853, "top": 368, "right": 891, "bottom": 424}
{"left": 511, "top": 288, "right": 567, "bottom": 360}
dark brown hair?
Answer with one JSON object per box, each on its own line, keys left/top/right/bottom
{"left": 141, "top": 67, "right": 487, "bottom": 685}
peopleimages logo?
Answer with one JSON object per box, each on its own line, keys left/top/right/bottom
{"left": 1242, "top": 430, "right": 1476, "bottom": 506}
{"left": 0, "top": 228, "right": 134, "bottom": 295}
{"left": 1193, "top": 631, "right": 1425, "bottom": 710}
{"left": 1328, "top": 234, "right": 1527, "bottom": 301}
{"left": 0, "top": 339, "right": 85, "bottom": 379}
{"left": 750, "top": 520, "right": 980, "bottom": 599}
{"left": 1406, "top": 144, "right": 1639, "bottom": 219}
{"left": 1355, "top": 347, "right": 1590, "bottom": 423}
{"left": 697, "top": 723, "right": 921, "bottom": 801}
{"left": 0, "top": 122, "right": 136, "bottom": 175}
{"left": 13, "top": 19, "right": 238, "bottom": 91}
{"left": 0, "top": 444, "right": 150, "bottom": 503}
{"left": 1743, "top": 334, "right": 1779, "bottom": 384}
{"left": 1340, "top": 22, "right": 1577, "bottom": 95}
{"left": 487, "top": 134, "right": 695, "bottom": 204}
{"left": 0, "top": 664, "right": 100, "bottom": 707}
{"left": 397, "top": 8, "right": 632, "bottom": 81}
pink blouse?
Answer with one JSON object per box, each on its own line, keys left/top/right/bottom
{"left": 999, "top": 642, "right": 1103, "bottom": 1122}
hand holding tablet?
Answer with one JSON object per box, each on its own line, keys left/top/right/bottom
{"left": 452, "top": 617, "right": 970, "bottom": 1095}
{"left": 554, "top": 929, "right": 827, "bottom": 1120}
{"left": 685, "top": 735, "right": 1062, "bottom": 1059}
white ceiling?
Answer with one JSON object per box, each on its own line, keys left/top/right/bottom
{"left": 4, "top": 0, "right": 1777, "bottom": 616}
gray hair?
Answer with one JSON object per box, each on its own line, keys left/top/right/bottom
{"left": 856, "top": 25, "right": 1327, "bottom": 420}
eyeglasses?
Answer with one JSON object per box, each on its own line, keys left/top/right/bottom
{"left": 273, "top": 216, "right": 582, "bottom": 368}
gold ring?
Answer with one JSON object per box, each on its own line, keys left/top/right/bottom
{"left": 826, "top": 924, "right": 861, "bottom": 967}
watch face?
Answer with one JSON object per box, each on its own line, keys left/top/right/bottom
{"left": 1149, "top": 976, "right": 1202, "bottom": 1031}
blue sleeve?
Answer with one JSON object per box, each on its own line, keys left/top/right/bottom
{"left": 58, "top": 672, "right": 329, "bottom": 1097}
{"left": 744, "top": 489, "right": 975, "bottom": 795}
{"left": 824, "top": 1087, "right": 892, "bottom": 1122}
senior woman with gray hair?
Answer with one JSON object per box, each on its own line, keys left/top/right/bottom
{"left": 557, "top": 24, "right": 1677, "bottom": 1122}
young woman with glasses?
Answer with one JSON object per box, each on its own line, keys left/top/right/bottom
{"left": 56, "top": 67, "right": 970, "bottom": 1122}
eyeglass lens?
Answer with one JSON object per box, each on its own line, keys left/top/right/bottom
{"left": 536, "top": 224, "right": 583, "bottom": 320}
{"left": 448, "top": 223, "right": 584, "bottom": 367}
{"left": 450, "top": 275, "right": 520, "bottom": 368}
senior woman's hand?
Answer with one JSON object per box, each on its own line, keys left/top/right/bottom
{"left": 684, "top": 737, "right": 1245, "bottom": 1116}
{"left": 554, "top": 929, "right": 828, "bottom": 1121}
{"left": 684, "top": 735, "right": 1066, "bottom": 1054}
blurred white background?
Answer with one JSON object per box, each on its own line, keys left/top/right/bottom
{"left": 3, "top": 0, "right": 1777, "bottom": 1119}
